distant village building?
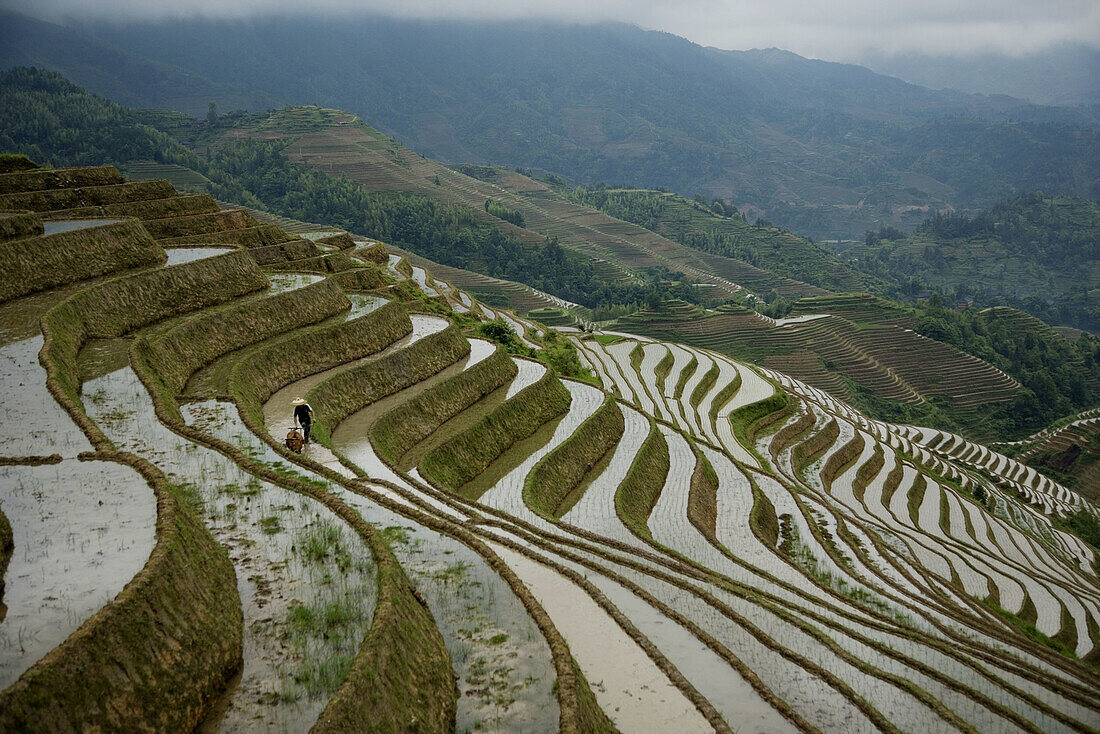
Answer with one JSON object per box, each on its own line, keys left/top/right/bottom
{"left": 956, "top": 298, "right": 974, "bottom": 310}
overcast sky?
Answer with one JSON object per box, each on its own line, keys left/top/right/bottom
{"left": 12, "top": 0, "right": 1100, "bottom": 61}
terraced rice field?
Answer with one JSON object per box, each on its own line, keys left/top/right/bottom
{"left": 2, "top": 162, "right": 1099, "bottom": 733}
{"left": 618, "top": 301, "right": 1019, "bottom": 415}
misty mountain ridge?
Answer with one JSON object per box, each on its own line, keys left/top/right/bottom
{"left": 2, "top": 10, "right": 1097, "bottom": 240}
{"left": 858, "top": 43, "right": 1100, "bottom": 107}
{"left": 0, "top": 10, "right": 283, "bottom": 116}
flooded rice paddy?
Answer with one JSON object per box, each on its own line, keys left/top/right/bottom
{"left": 41, "top": 219, "right": 125, "bottom": 234}
{"left": 0, "top": 459, "right": 155, "bottom": 689}
{"left": 84, "top": 367, "right": 376, "bottom": 732}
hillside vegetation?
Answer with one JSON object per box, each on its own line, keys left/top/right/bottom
{"left": 5, "top": 12, "right": 1099, "bottom": 239}
{"left": 558, "top": 184, "right": 885, "bottom": 294}
{"left": 840, "top": 193, "right": 1100, "bottom": 331}
{"left": 3, "top": 67, "right": 1096, "bottom": 445}
{"left": 0, "top": 70, "right": 654, "bottom": 311}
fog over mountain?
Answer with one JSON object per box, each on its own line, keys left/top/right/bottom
{"left": 859, "top": 43, "right": 1100, "bottom": 106}
{"left": 7, "top": 0, "right": 1100, "bottom": 64}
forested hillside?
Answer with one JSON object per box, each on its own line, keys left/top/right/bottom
{"left": 557, "top": 183, "right": 886, "bottom": 294}
{"left": 841, "top": 193, "right": 1100, "bottom": 331}
{"left": 0, "top": 68, "right": 653, "bottom": 311}
{"left": 4, "top": 10, "right": 1098, "bottom": 240}
{"left": 3, "top": 66, "right": 1097, "bottom": 441}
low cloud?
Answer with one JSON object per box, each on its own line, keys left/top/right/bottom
{"left": 9, "top": 0, "right": 1100, "bottom": 60}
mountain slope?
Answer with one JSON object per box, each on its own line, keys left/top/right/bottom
{"left": 839, "top": 193, "right": 1100, "bottom": 331}
{"left": 555, "top": 183, "right": 886, "bottom": 294}
{"left": 4, "top": 68, "right": 1094, "bottom": 442}
{"left": 858, "top": 43, "right": 1100, "bottom": 107}
{"left": 0, "top": 11, "right": 283, "bottom": 117}
{"left": 5, "top": 11, "right": 1097, "bottom": 240}
{"left": 3, "top": 159, "right": 1099, "bottom": 730}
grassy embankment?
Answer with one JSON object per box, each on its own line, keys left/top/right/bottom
{"left": 419, "top": 366, "right": 572, "bottom": 494}
{"left": 222, "top": 301, "right": 618, "bottom": 731}
{"left": 0, "top": 210, "right": 41, "bottom": 240}
{"left": 147, "top": 300, "right": 462, "bottom": 731}
{"left": 0, "top": 237, "right": 253, "bottom": 729}
{"left": 0, "top": 506, "right": 11, "bottom": 602}
{"left": 370, "top": 346, "right": 518, "bottom": 465}
{"left": 822, "top": 434, "right": 869, "bottom": 492}
{"left": 792, "top": 419, "right": 841, "bottom": 475}
{"left": 686, "top": 446, "right": 720, "bottom": 539}
{"left": 306, "top": 325, "right": 470, "bottom": 444}
{"left": 0, "top": 220, "right": 166, "bottom": 303}
{"left": 768, "top": 405, "right": 816, "bottom": 461}
{"left": 47, "top": 192, "right": 219, "bottom": 221}
{"left": 0, "top": 178, "right": 174, "bottom": 211}
{"left": 0, "top": 164, "right": 125, "bottom": 193}
{"left": 0, "top": 452, "right": 242, "bottom": 732}
{"left": 138, "top": 277, "right": 350, "bottom": 400}
{"left": 39, "top": 251, "right": 267, "bottom": 446}
{"left": 230, "top": 301, "right": 413, "bottom": 426}
{"left": 248, "top": 238, "right": 322, "bottom": 266}
{"left": 730, "top": 390, "right": 792, "bottom": 470}
{"left": 524, "top": 394, "right": 625, "bottom": 519}
{"left": 614, "top": 419, "right": 670, "bottom": 541}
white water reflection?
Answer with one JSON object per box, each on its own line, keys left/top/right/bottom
{"left": 164, "top": 247, "right": 235, "bottom": 266}
{"left": 0, "top": 336, "right": 93, "bottom": 459}
{"left": 0, "top": 460, "right": 156, "bottom": 689}
{"left": 42, "top": 219, "right": 124, "bottom": 235}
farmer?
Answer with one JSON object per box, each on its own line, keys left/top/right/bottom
{"left": 292, "top": 397, "right": 314, "bottom": 444}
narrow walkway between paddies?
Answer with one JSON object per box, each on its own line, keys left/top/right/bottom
{"left": 544, "top": 398, "right": 1079, "bottom": 731}
{"left": 254, "top": 333, "right": 559, "bottom": 731}
{"left": 561, "top": 403, "right": 652, "bottom": 552}
{"left": 178, "top": 276, "right": 365, "bottom": 399}
{"left": 345, "top": 490, "right": 562, "bottom": 732}
{"left": 596, "top": 433, "right": 975, "bottom": 732}
{"left": 331, "top": 338, "right": 496, "bottom": 501}
{"left": 464, "top": 387, "right": 880, "bottom": 730}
